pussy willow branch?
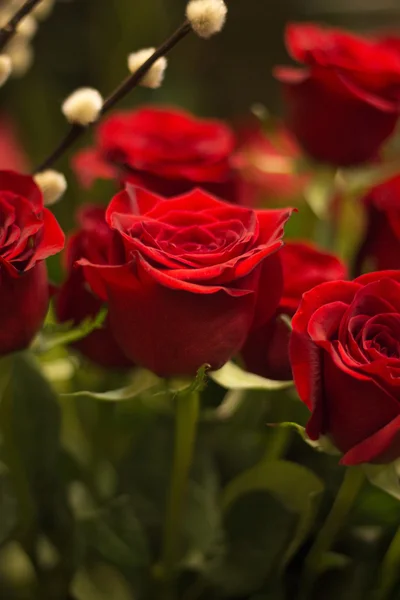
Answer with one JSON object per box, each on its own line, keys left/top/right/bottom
{"left": 33, "top": 20, "right": 192, "bottom": 173}
{"left": 0, "top": 0, "right": 44, "bottom": 50}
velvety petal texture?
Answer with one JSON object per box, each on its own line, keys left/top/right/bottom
{"left": 73, "top": 106, "right": 239, "bottom": 202}
{"left": 243, "top": 241, "right": 347, "bottom": 380}
{"left": 0, "top": 170, "right": 64, "bottom": 354}
{"left": 55, "top": 205, "right": 132, "bottom": 368}
{"left": 275, "top": 24, "right": 400, "bottom": 165}
{"left": 79, "top": 186, "right": 292, "bottom": 376}
{"left": 290, "top": 270, "right": 400, "bottom": 465}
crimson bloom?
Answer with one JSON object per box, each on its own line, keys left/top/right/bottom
{"left": 290, "top": 271, "right": 400, "bottom": 465}
{"left": 79, "top": 186, "right": 292, "bottom": 377}
{"left": 0, "top": 170, "right": 64, "bottom": 354}
{"left": 356, "top": 175, "right": 400, "bottom": 273}
{"left": 55, "top": 205, "right": 131, "bottom": 368}
{"left": 242, "top": 241, "right": 347, "bottom": 380}
{"left": 73, "top": 106, "right": 239, "bottom": 202}
{"left": 275, "top": 23, "right": 400, "bottom": 166}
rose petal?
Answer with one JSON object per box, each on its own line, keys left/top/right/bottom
{"left": 342, "top": 414, "right": 400, "bottom": 465}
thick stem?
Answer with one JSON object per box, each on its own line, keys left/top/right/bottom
{"left": 33, "top": 21, "right": 191, "bottom": 173}
{"left": 0, "top": 0, "right": 43, "bottom": 51}
{"left": 161, "top": 390, "right": 200, "bottom": 596}
{"left": 298, "top": 467, "right": 365, "bottom": 600}
{"left": 371, "top": 526, "right": 400, "bottom": 600}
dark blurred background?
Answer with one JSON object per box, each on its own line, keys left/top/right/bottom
{"left": 3, "top": 0, "right": 400, "bottom": 234}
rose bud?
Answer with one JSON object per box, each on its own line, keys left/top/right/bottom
{"left": 355, "top": 174, "right": 400, "bottom": 273}
{"left": 242, "top": 241, "right": 347, "bottom": 380}
{"left": 0, "top": 170, "right": 64, "bottom": 354}
{"left": 72, "top": 106, "right": 239, "bottom": 202}
{"left": 274, "top": 23, "right": 400, "bottom": 166}
{"left": 290, "top": 271, "right": 400, "bottom": 465}
{"left": 79, "top": 186, "right": 292, "bottom": 377}
{"left": 233, "top": 119, "right": 308, "bottom": 207}
{"left": 55, "top": 205, "right": 132, "bottom": 369}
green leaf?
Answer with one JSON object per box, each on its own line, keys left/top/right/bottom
{"left": 211, "top": 361, "right": 293, "bottom": 391}
{"left": 0, "top": 463, "right": 17, "bottom": 546}
{"left": 205, "top": 491, "right": 297, "bottom": 596}
{"left": 81, "top": 497, "right": 150, "bottom": 577}
{"left": 183, "top": 447, "right": 222, "bottom": 558}
{"left": 63, "top": 383, "right": 158, "bottom": 403}
{"left": 211, "top": 390, "right": 246, "bottom": 421}
{"left": 273, "top": 422, "right": 340, "bottom": 455}
{"left": 0, "top": 352, "right": 77, "bottom": 574}
{"left": 0, "top": 353, "right": 61, "bottom": 487}
{"left": 33, "top": 306, "right": 108, "bottom": 354}
{"left": 62, "top": 368, "right": 162, "bottom": 403}
{"left": 62, "top": 365, "right": 210, "bottom": 406}
{"left": 0, "top": 352, "right": 62, "bottom": 531}
{"left": 222, "top": 459, "right": 323, "bottom": 516}
{"left": 222, "top": 459, "right": 324, "bottom": 568}
{"left": 363, "top": 463, "right": 400, "bottom": 501}
{"left": 0, "top": 355, "right": 13, "bottom": 406}
{"left": 204, "top": 460, "right": 323, "bottom": 596}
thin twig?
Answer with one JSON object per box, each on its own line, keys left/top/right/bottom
{"left": 0, "top": 0, "right": 44, "bottom": 51}
{"left": 34, "top": 20, "right": 191, "bottom": 173}
{"left": 102, "top": 21, "right": 190, "bottom": 114}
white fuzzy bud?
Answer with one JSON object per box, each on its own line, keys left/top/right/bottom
{"left": 127, "top": 47, "right": 167, "bottom": 89}
{"left": 32, "top": 0, "right": 55, "bottom": 20}
{"left": 62, "top": 88, "right": 103, "bottom": 126}
{"left": 34, "top": 170, "right": 67, "bottom": 206}
{"left": 186, "top": 0, "right": 227, "bottom": 38}
{"left": 0, "top": 54, "right": 12, "bottom": 86}
{"left": 7, "top": 40, "right": 33, "bottom": 76}
{"left": 17, "top": 15, "right": 37, "bottom": 39}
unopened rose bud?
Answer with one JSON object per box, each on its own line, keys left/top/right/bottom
{"left": 186, "top": 0, "right": 227, "bottom": 39}
{"left": 127, "top": 48, "right": 167, "bottom": 89}
{"left": 62, "top": 88, "right": 103, "bottom": 126}
{"left": 34, "top": 169, "right": 67, "bottom": 206}
{"left": 0, "top": 54, "right": 12, "bottom": 86}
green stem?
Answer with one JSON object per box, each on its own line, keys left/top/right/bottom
{"left": 161, "top": 390, "right": 200, "bottom": 596}
{"left": 371, "top": 525, "right": 400, "bottom": 600}
{"left": 263, "top": 426, "right": 291, "bottom": 461}
{"left": 298, "top": 467, "right": 365, "bottom": 600}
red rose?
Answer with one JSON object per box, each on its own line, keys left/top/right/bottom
{"left": 290, "top": 270, "right": 400, "bottom": 465}
{"left": 233, "top": 119, "right": 308, "bottom": 207}
{"left": 0, "top": 170, "right": 64, "bottom": 354}
{"left": 79, "top": 186, "right": 292, "bottom": 377}
{"left": 356, "top": 175, "right": 400, "bottom": 273}
{"left": 55, "top": 205, "right": 132, "bottom": 368}
{"left": 73, "top": 106, "right": 239, "bottom": 202}
{"left": 243, "top": 241, "right": 347, "bottom": 380}
{"left": 274, "top": 23, "right": 400, "bottom": 166}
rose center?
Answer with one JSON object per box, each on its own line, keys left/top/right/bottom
{"left": 362, "top": 314, "right": 400, "bottom": 360}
